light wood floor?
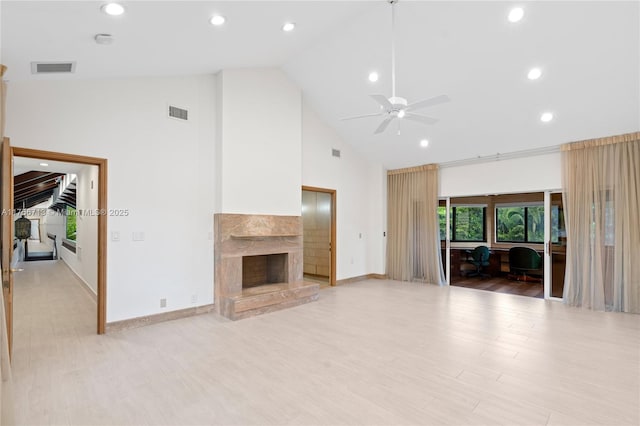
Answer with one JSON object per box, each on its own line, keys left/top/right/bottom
{"left": 11, "top": 261, "right": 640, "bottom": 425}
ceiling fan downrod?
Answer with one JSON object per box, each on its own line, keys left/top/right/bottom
{"left": 389, "top": 0, "right": 398, "bottom": 99}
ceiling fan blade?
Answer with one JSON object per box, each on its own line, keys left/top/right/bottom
{"left": 370, "top": 94, "right": 393, "bottom": 111}
{"left": 406, "top": 94, "right": 450, "bottom": 112}
{"left": 374, "top": 117, "right": 394, "bottom": 134}
{"left": 404, "top": 113, "right": 439, "bottom": 125}
{"left": 340, "top": 112, "right": 385, "bottom": 121}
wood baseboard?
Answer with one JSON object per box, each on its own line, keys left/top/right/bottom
{"left": 105, "top": 304, "right": 215, "bottom": 333}
{"left": 336, "top": 273, "right": 387, "bottom": 286}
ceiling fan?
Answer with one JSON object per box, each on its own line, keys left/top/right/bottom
{"left": 341, "top": 0, "right": 450, "bottom": 135}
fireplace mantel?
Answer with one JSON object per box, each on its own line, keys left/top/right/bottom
{"left": 230, "top": 234, "right": 301, "bottom": 240}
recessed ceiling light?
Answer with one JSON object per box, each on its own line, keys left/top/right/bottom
{"left": 368, "top": 72, "right": 379, "bottom": 83}
{"left": 540, "top": 112, "right": 554, "bottom": 122}
{"left": 39, "top": 162, "right": 49, "bottom": 167}
{"left": 210, "top": 15, "right": 226, "bottom": 26}
{"left": 508, "top": 7, "right": 524, "bottom": 23}
{"left": 282, "top": 22, "right": 296, "bottom": 32}
{"left": 527, "top": 67, "right": 542, "bottom": 80}
{"left": 397, "top": 110, "right": 406, "bottom": 119}
{"left": 101, "top": 3, "right": 125, "bottom": 16}
{"left": 420, "top": 139, "right": 429, "bottom": 148}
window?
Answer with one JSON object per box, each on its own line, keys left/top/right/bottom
{"left": 438, "top": 206, "right": 448, "bottom": 240}
{"left": 550, "top": 205, "right": 560, "bottom": 243}
{"left": 496, "top": 205, "right": 544, "bottom": 243}
{"left": 452, "top": 206, "right": 486, "bottom": 242}
{"left": 66, "top": 206, "right": 77, "bottom": 241}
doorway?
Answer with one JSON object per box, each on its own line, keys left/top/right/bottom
{"left": 442, "top": 192, "right": 547, "bottom": 299}
{"left": 11, "top": 146, "right": 107, "bottom": 335}
{"left": 301, "top": 186, "right": 336, "bottom": 286}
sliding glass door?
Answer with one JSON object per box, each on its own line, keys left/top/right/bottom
{"left": 544, "top": 191, "right": 566, "bottom": 300}
{"left": 438, "top": 198, "right": 451, "bottom": 284}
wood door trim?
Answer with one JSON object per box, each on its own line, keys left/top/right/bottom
{"left": 1, "top": 138, "right": 14, "bottom": 357}
{"left": 12, "top": 147, "right": 108, "bottom": 334}
{"left": 302, "top": 186, "right": 337, "bottom": 286}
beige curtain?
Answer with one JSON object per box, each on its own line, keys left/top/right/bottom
{"left": 387, "top": 164, "right": 446, "bottom": 284}
{"left": 562, "top": 132, "right": 640, "bottom": 313}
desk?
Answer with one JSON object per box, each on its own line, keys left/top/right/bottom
{"left": 448, "top": 247, "right": 544, "bottom": 279}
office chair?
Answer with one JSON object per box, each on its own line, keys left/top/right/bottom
{"left": 508, "top": 246, "right": 543, "bottom": 282}
{"left": 466, "top": 245, "right": 491, "bottom": 278}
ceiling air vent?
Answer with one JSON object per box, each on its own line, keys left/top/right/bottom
{"left": 31, "top": 61, "right": 76, "bottom": 74}
{"left": 332, "top": 148, "right": 341, "bottom": 158}
{"left": 168, "top": 105, "right": 189, "bottom": 121}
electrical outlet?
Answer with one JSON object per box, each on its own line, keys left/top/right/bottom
{"left": 111, "top": 231, "right": 120, "bottom": 242}
{"left": 160, "top": 298, "right": 167, "bottom": 308}
{"left": 191, "top": 294, "right": 197, "bottom": 304}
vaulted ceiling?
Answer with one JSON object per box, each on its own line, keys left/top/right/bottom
{"left": 1, "top": 1, "right": 638, "bottom": 169}
{"left": 14, "top": 171, "right": 65, "bottom": 210}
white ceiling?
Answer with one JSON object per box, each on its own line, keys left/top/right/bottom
{"left": 2, "top": 1, "right": 639, "bottom": 169}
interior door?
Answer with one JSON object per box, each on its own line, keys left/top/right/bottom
{"left": 1, "top": 138, "right": 13, "bottom": 357}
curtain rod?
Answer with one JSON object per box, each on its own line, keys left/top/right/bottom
{"left": 438, "top": 144, "right": 560, "bottom": 169}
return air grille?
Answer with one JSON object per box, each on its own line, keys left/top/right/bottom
{"left": 31, "top": 62, "right": 76, "bottom": 74}
{"left": 168, "top": 105, "right": 189, "bottom": 121}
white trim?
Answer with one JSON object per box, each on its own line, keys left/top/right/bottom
{"left": 451, "top": 203, "right": 488, "bottom": 208}
{"left": 494, "top": 201, "right": 544, "bottom": 208}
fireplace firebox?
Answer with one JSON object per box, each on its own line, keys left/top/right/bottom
{"left": 242, "top": 253, "right": 288, "bottom": 288}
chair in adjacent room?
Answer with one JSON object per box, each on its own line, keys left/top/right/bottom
{"left": 508, "top": 246, "right": 543, "bottom": 282}
{"left": 465, "top": 245, "right": 491, "bottom": 278}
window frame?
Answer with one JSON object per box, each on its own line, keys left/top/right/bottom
{"left": 450, "top": 204, "right": 487, "bottom": 243}
{"left": 495, "top": 202, "right": 544, "bottom": 244}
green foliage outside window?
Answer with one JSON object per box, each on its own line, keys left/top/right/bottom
{"left": 438, "top": 206, "right": 448, "bottom": 240}
{"left": 453, "top": 206, "right": 485, "bottom": 241}
{"left": 527, "top": 206, "right": 545, "bottom": 242}
{"left": 66, "top": 206, "right": 77, "bottom": 241}
{"left": 496, "top": 205, "right": 544, "bottom": 243}
{"left": 550, "top": 205, "right": 559, "bottom": 243}
{"left": 439, "top": 206, "right": 486, "bottom": 241}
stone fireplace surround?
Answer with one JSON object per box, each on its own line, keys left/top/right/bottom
{"left": 214, "top": 213, "right": 319, "bottom": 320}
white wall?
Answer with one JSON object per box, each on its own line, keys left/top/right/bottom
{"left": 217, "top": 68, "right": 302, "bottom": 215}
{"left": 59, "top": 166, "right": 99, "bottom": 294}
{"left": 439, "top": 152, "right": 562, "bottom": 197}
{"left": 7, "top": 75, "right": 216, "bottom": 322}
{"left": 301, "top": 100, "right": 386, "bottom": 279}
{"left": 43, "top": 207, "right": 65, "bottom": 259}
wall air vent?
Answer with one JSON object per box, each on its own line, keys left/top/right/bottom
{"left": 31, "top": 61, "right": 76, "bottom": 74}
{"left": 168, "top": 105, "right": 189, "bottom": 121}
{"left": 332, "top": 148, "right": 341, "bottom": 158}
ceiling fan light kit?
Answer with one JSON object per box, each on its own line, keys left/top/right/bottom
{"left": 342, "top": 0, "right": 450, "bottom": 135}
